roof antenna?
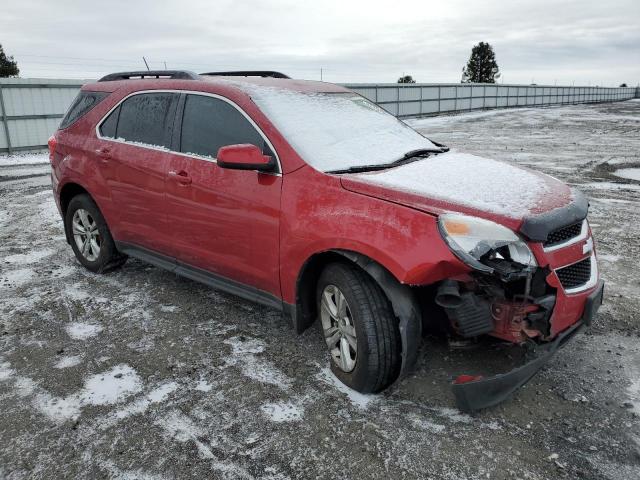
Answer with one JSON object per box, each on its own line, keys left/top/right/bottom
{"left": 142, "top": 56, "right": 150, "bottom": 71}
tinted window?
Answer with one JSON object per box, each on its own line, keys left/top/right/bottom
{"left": 180, "top": 94, "right": 272, "bottom": 158}
{"left": 116, "top": 93, "right": 178, "bottom": 148}
{"left": 60, "top": 91, "right": 109, "bottom": 129}
{"left": 99, "top": 105, "right": 119, "bottom": 138}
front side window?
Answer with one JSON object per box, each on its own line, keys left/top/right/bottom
{"left": 115, "top": 93, "right": 178, "bottom": 148}
{"left": 60, "top": 91, "right": 109, "bottom": 129}
{"left": 180, "top": 94, "right": 272, "bottom": 158}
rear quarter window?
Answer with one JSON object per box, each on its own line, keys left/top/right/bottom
{"left": 60, "top": 91, "right": 109, "bottom": 129}
{"left": 99, "top": 105, "right": 120, "bottom": 138}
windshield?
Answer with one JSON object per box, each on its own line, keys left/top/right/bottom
{"left": 249, "top": 90, "right": 437, "bottom": 172}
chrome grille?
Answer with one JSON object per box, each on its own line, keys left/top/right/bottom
{"left": 556, "top": 257, "right": 592, "bottom": 290}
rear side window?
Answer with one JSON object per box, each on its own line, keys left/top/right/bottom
{"left": 180, "top": 94, "right": 272, "bottom": 158}
{"left": 60, "top": 91, "right": 109, "bottom": 129}
{"left": 115, "top": 93, "right": 178, "bottom": 148}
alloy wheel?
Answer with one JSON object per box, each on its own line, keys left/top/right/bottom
{"left": 72, "top": 208, "right": 101, "bottom": 262}
{"left": 320, "top": 284, "right": 357, "bottom": 372}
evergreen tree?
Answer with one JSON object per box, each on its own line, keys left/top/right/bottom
{"left": 461, "top": 42, "right": 499, "bottom": 83}
{"left": 619, "top": 83, "right": 628, "bottom": 87}
{"left": 0, "top": 44, "right": 19, "bottom": 77}
{"left": 397, "top": 75, "right": 416, "bottom": 84}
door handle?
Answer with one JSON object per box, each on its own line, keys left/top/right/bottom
{"left": 95, "top": 148, "right": 111, "bottom": 162}
{"left": 168, "top": 170, "right": 192, "bottom": 185}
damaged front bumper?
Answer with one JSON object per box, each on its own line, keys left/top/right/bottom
{"left": 451, "top": 280, "right": 604, "bottom": 412}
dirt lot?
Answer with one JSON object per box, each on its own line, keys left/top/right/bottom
{"left": 1, "top": 100, "right": 639, "bottom": 479}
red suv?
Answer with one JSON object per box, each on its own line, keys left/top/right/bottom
{"left": 49, "top": 70, "right": 603, "bottom": 411}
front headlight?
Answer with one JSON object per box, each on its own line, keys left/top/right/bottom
{"left": 438, "top": 214, "right": 536, "bottom": 273}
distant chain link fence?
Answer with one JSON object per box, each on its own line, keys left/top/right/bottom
{"left": 1, "top": 77, "right": 638, "bottom": 154}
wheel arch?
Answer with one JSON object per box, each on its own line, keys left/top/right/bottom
{"left": 288, "top": 248, "right": 422, "bottom": 378}
{"left": 59, "top": 182, "right": 91, "bottom": 217}
{"left": 58, "top": 182, "right": 108, "bottom": 245}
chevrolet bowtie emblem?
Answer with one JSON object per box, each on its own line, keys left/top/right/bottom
{"left": 583, "top": 237, "right": 593, "bottom": 255}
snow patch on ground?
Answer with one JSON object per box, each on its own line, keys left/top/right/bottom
{"left": 194, "top": 380, "right": 213, "bottom": 392}
{"left": 260, "top": 401, "right": 305, "bottom": 422}
{"left": 29, "top": 365, "right": 143, "bottom": 423}
{"left": 613, "top": 168, "right": 640, "bottom": 182}
{"left": 408, "top": 414, "right": 447, "bottom": 434}
{"left": 66, "top": 322, "right": 103, "bottom": 340}
{"left": 54, "top": 355, "right": 83, "bottom": 369}
{"left": 316, "top": 367, "right": 375, "bottom": 410}
{"left": 78, "top": 365, "right": 142, "bottom": 406}
{"left": 4, "top": 248, "right": 55, "bottom": 264}
{"left": 105, "top": 381, "right": 179, "bottom": 426}
{"left": 0, "top": 268, "right": 35, "bottom": 288}
{"left": 64, "top": 284, "right": 91, "bottom": 301}
{"left": 0, "top": 151, "right": 49, "bottom": 166}
{"left": 433, "top": 407, "right": 473, "bottom": 424}
{"left": 0, "top": 361, "right": 15, "bottom": 380}
{"left": 598, "top": 254, "right": 621, "bottom": 263}
{"left": 97, "top": 459, "right": 168, "bottom": 480}
{"left": 224, "top": 336, "right": 292, "bottom": 390}
{"left": 156, "top": 410, "right": 254, "bottom": 477}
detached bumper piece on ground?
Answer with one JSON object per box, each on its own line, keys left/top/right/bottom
{"left": 452, "top": 280, "right": 604, "bottom": 412}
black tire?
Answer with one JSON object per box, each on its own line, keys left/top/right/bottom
{"left": 317, "top": 262, "right": 401, "bottom": 393}
{"left": 65, "top": 194, "right": 127, "bottom": 273}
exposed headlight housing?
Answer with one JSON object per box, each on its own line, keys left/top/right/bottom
{"left": 438, "top": 214, "right": 536, "bottom": 273}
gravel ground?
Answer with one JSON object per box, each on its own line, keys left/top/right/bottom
{"left": 1, "top": 100, "right": 639, "bottom": 479}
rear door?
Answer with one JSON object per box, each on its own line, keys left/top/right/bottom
{"left": 97, "top": 91, "right": 179, "bottom": 254}
{"left": 165, "top": 93, "right": 282, "bottom": 297}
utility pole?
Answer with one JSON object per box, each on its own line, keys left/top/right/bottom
{"left": 164, "top": 61, "right": 167, "bottom": 70}
{"left": 320, "top": 68, "right": 323, "bottom": 81}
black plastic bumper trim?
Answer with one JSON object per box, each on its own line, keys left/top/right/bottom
{"left": 451, "top": 280, "right": 604, "bottom": 412}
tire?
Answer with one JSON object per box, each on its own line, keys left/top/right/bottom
{"left": 65, "top": 194, "right": 127, "bottom": 273}
{"left": 317, "top": 262, "right": 401, "bottom": 393}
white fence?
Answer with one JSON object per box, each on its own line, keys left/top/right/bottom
{"left": 0, "top": 77, "right": 638, "bottom": 153}
{"left": 344, "top": 83, "right": 638, "bottom": 118}
{"left": 0, "top": 78, "right": 86, "bottom": 153}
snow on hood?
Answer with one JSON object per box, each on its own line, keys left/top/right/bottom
{"left": 345, "top": 151, "right": 572, "bottom": 219}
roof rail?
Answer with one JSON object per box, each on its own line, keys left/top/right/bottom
{"left": 98, "top": 70, "right": 200, "bottom": 82}
{"left": 201, "top": 71, "right": 291, "bottom": 79}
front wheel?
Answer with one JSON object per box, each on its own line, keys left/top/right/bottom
{"left": 317, "top": 263, "right": 401, "bottom": 393}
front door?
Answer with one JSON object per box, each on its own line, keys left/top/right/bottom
{"left": 165, "top": 93, "right": 282, "bottom": 297}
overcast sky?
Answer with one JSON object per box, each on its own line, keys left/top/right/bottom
{"left": 3, "top": 0, "right": 639, "bottom": 86}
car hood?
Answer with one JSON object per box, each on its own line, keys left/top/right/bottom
{"left": 340, "top": 151, "right": 581, "bottom": 240}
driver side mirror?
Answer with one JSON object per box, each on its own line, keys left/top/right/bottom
{"left": 217, "top": 144, "right": 276, "bottom": 172}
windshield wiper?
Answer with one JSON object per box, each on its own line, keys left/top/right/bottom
{"left": 327, "top": 147, "right": 445, "bottom": 174}
{"left": 397, "top": 148, "right": 445, "bottom": 161}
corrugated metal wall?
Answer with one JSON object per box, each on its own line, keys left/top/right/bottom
{"left": 0, "top": 78, "right": 638, "bottom": 153}
{"left": 343, "top": 83, "right": 638, "bottom": 118}
{"left": 0, "top": 78, "right": 86, "bottom": 153}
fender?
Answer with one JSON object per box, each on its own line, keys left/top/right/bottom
{"left": 334, "top": 250, "right": 422, "bottom": 380}
{"left": 286, "top": 248, "right": 423, "bottom": 380}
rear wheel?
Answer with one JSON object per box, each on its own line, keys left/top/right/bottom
{"left": 65, "top": 194, "right": 126, "bottom": 273}
{"left": 317, "top": 263, "right": 401, "bottom": 393}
